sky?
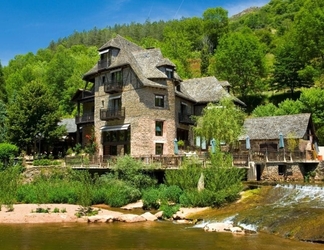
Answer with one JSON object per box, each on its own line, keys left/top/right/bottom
{"left": 0, "top": 0, "right": 269, "bottom": 66}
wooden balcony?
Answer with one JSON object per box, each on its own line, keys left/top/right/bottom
{"left": 232, "top": 149, "right": 319, "bottom": 166}
{"left": 100, "top": 108, "right": 125, "bottom": 121}
{"left": 75, "top": 112, "right": 94, "bottom": 125}
{"left": 178, "top": 112, "right": 194, "bottom": 125}
{"left": 104, "top": 80, "right": 123, "bottom": 93}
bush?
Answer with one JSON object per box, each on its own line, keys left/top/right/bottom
{"left": 103, "top": 180, "right": 141, "bottom": 207}
{"left": 142, "top": 187, "right": 160, "bottom": 210}
{"left": 33, "top": 159, "right": 61, "bottom": 166}
{"left": 159, "top": 203, "right": 180, "bottom": 219}
{"left": 0, "top": 143, "right": 19, "bottom": 170}
{"left": 164, "top": 158, "right": 202, "bottom": 190}
{"left": 113, "top": 155, "right": 157, "bottom": 189}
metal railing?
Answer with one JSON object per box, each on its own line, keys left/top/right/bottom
{"left": 75, "top": 112, "right": 94, "bottom": 124}
{"left": 100, "top": 107, "right": 125, "bottom": 120}
{"left": 104, "top": 80, "right": 123, "bottom": 93}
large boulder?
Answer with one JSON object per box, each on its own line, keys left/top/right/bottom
{"left": 117, "top": 214, "right": 146, "bottom": 223}
{"left": 141, "top": 212, "right": 157, "bottom": 221}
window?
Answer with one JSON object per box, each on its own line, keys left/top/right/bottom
{"left": 166, "top": 68, "right": 173, "bottom": 78}
{"left": 102, "top": 75, "right": 106, "bottom": 85}
{"left": 155, "top": 95, "right": 165, "bottom": 107}
{"left": 155, "top": 143, "right": 164, "bottom": 155}
{"left": 111, "top": 70, "right": 122, "bottom": 84}
{"left": 155, "top": 121, "right": 163, "bottom": 136}
{"left": 109, "top": 96, "right": 121, "bottom": 110}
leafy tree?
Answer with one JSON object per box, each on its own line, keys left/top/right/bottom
{"left": 251, "top": 103, "right": 278, "bottom": 117}
{"left": 0, "top": 100, "right": 6, "bottom": 142}
{"left": 194, "top": 98, "right": 246, "bottom": 149}
{"left": 161, "top": 21, "right": 193, "bottom": 78}
{"left": 0, "top": 62, "right": 7, "bottom": 103}
{"left": 271, "top": 35, "right": 313, "bottom": 95}
{"left": 211, "top": 29, "right": 267, "bottom": 98}
{"left": 6, "top": 81, "right": 66, "bottom": 153}
{"left": 203, "top": 7, "right": 229, "bottom": 51}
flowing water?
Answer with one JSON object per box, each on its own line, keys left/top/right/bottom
{"left": 1, "top": 184, "right": 324, "bottom": 249}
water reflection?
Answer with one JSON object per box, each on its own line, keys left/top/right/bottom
{"left": 0, "top": 221, "right": 322, "bottom": 250}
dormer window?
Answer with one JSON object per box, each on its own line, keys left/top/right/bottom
{"left": 98, "top": 49, "right": 111, "bottom": 70}
{"left": 166, "top": 68, "right": 173, "bottom": 79}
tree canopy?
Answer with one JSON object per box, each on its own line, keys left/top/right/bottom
{"left": 6, "top": 81, "right": 66, "bottom": 153}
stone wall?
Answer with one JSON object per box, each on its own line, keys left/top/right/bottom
{"left": 93, "top": 66, "right": 177, "bottom": 157}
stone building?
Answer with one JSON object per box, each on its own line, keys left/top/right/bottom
{"left": 71, "top": 35, "right": 243, "bottom": 159}
{"left": 235, "top": 113, "right": 322, "bottom": 181}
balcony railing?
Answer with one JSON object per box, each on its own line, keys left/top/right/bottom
{"left": 75, "top": 112, "right": 94, "bottom": 125}
{"left": 104, "top": 80, "right": 123, "bottom": 93}
{"left": 178, "top": 112, "right": 194, "bottom": 125}
{"left": 98, "top": 59, "right": 111, "bottom": 71}
{"left": 232, "top": 149, "right": 319, "bottom": 165}
{"left": 100, "top": 107, "right": 125, "bottom": 121}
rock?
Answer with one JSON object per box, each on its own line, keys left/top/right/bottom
{"left": 88, "top": 215, "right": 115, "bottom": 223}
{"left": 204, "top": 222, "right": 233, "bottom": 232}
{"left": 230, "top": 226, "right": 244, "bottom": 234}
{"left": 117, "top": 214, "right": 146, "bottom": 223}
{"left": 154, "top": 211, "right": 163, "bottom": 219}
{"left": 121, "top": 200, "right": 143, "bottom": 210}
{"left": 175, "top": 219, "right": 193, "bottom": 224}
{"left": 141, "top": 212, "right": 157, "bottom": 221}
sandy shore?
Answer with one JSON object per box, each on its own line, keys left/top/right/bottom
{"left": 0, "top": 204, "right": 123, "bottom": 224}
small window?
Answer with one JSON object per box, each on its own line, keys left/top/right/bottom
{"left": 111, "top": 70, "right": 122, "bottom": 84}
{"left": 155, "top": 95, "right": 165, "bottom": 107}
{"left": 102, "top": 76, "right": 106, "bottom": 84}
{"left": 155, "top": 143, "right": 164, "bottom": 155}
{"left": 166, "top": 68, "right": 173, "bottom": 78}
{"left": 155, "top": 121, "right": 163, "bottom": 136}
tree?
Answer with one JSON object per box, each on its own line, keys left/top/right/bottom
{"left": 0, "top": 62, "right": 7, "bottom": 103}
{"left": 6, "top": 81, "right": 66, "bottom": 153}
{"left": 271, "top": 36, "right": 313, "bottom": 96}
{"left": 202, "top": 7, "right": 229, "bottom": 51}
{"left": 0, "top": 100, "right": 6, "bottom": 142}
{"left": 194, "top": 98, "right": 246, "bottom": 149}
{"left": 211, "top": 29, "right": 267, "bottom": 98}
{"left": 294, "top": 0, "right": 324, "bottom": 86}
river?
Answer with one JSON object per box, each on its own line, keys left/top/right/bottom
{"left": 0, "top": 221, "right": 323, "bottom": 250}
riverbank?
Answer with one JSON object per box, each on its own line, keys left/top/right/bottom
{"left": 0, "top": 203, "right": 210, "bottom": 224}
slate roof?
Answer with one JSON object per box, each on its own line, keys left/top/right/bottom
{"left": 240, "top": 113, "right": 312, "bottom": 140}
{"left": 83, "top": 35, "right": 178, "bottom": 88}
{"left": 178, "top": 76, "right": 245, "bottom": 106}
{"left": 58, "top": 118, "right": 77, "bottom": 133}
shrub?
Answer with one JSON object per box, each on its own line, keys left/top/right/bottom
{"left": 159, "top": 203, "right": 180, "bottom": 219}
{"left": 103, "top": 180, "right": 141, "bottom": 207}
{"left": 160, "top": 185, "right": 183, "bottom": 204}
{"left": 113, "top": 155, "right": 157, "bottom": 189}
{"left": 164, "top": 157, "right": 202, "bottom": 190}
{"left": 142, "top": 187, "right": 160, "bottom": 210}
{"left": 0, "top": 165, "right": 21, "bottom": 211}
{"left": 0, "top": 143, "right": 19, "bottom": 170}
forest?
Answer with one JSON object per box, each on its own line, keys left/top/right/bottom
{"left": 0, "top": 0, "right": 323, "bottom": 150}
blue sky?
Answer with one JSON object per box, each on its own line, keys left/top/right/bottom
{"left": 1, "top": 0, "right": 269, "bottom": 66}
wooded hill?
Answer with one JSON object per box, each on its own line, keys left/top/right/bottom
{"left": 1, "top": 0, "right": 324, "bottom": 145}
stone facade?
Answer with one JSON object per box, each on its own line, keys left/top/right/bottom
{"left": 74, "top": 35, "right": 242, "bottom": 159}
